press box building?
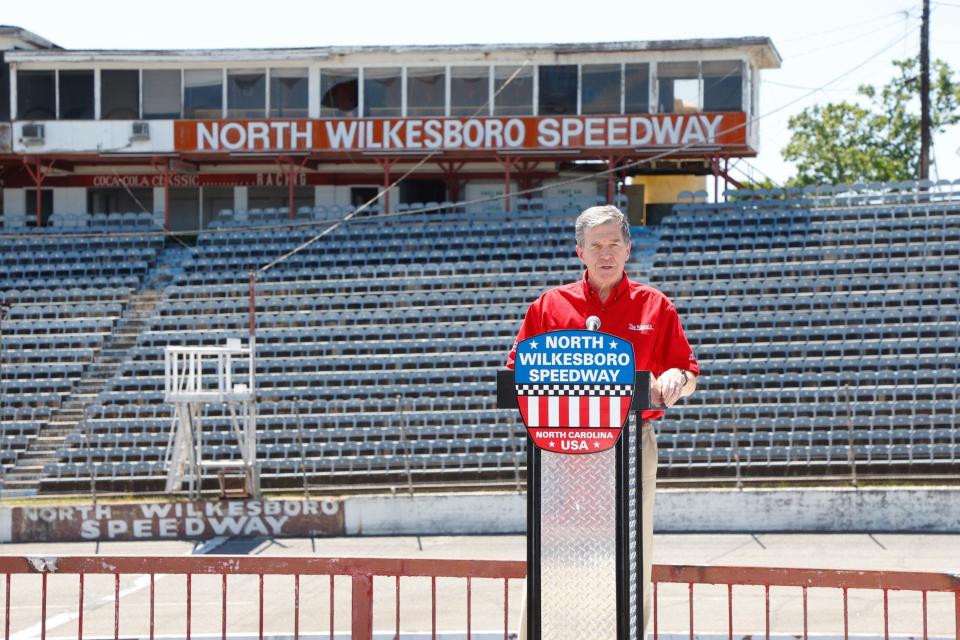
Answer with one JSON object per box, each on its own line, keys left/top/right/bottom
{"left": 0, "top": 27, "right": 781, "bottom": 231}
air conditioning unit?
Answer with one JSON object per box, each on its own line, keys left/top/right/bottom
{"left": 21, "top": 123, "right": 45, "bottom": 144}
{"left": 131, "top": 121, "right": 150, "bottom": 140}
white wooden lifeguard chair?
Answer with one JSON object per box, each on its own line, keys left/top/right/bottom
{"left": 163, "top": 338, "right": 260, "bottom": 498}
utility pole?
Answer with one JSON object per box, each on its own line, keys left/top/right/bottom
{"left": 919, "top": 0, "right": 931, "bottom": 180}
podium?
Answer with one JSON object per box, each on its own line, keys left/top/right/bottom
{"left": 497, "top": 368, "right": 651, "bottom": 640}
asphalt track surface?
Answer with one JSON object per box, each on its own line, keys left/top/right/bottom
{"left": 1, "top": 534, "right": 959, "bottom": 638}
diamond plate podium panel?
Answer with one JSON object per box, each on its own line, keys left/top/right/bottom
{"left": 539, "top": 447, "right": 618, "bottom": 638}
{"left": 537, "top": 417, "right": 641, "bottom": 640}
{"left": 505, "top": 370, "right": 651, "bottom": 640}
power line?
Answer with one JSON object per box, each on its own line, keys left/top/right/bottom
{"left": 778, "top": 6, "right": 915, "bottom": 43}
{"left": 754, "top": 25, "right": 921, "bottom": 123}
{"left": 257, "top": 61, "right": 534, "bottom": 274}
{"left": 728, "top": 158, "right": 783, "bottom": 188}
{"left": 920, "top": 0, "right": 931, "bottom": 180}
{"left": 784, "top": 14, "right": 917, "bottom": 59}
{"left": 762, "top": 80, "right": 859, "bottom": 92}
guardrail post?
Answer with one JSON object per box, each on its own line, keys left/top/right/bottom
{"left": 352, "top": 574, "right": 373, "bottom": 640}
{"left": 954, "top": 590, "right": 960, "bottom": 640}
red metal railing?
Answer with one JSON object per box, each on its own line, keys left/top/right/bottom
{"left": 0, "top": 556, "right": 525, "bottom": 640}
{"left": 2, "top": 557, "right": 960, "bottom": 639}
{"left": 653, "top": 565, "right": 960, "bottom": 640}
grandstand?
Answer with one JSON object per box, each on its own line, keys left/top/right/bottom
{"left": 2, "top": 195, "right": 646, "bottom": 493}
{"left": 1, "top": 181, "right": 957, "bottom": 496}
{"left": 0, "top": 28, "right": 956, "bottom": 498}
{"left": 658, "top": 181, "right": 959, "bottom": 480}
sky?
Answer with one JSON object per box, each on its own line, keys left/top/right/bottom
{"left": 5, "top": 0, "right": 960, "bottom": 185}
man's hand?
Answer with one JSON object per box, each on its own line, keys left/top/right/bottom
{"left": 652, "top": 369, "right": 691, "bottom": 408}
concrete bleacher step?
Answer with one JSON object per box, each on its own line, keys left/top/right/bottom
{"left": 18, "top": 451, "right": 59, "bottom": 463}
{"left": 39, "top": 425, "right": 76, "bottom": 437}
{"left": 143, "top": 247, "right": 193, "bottom": 290}
{"left": 77, "top": 380, "right": 110, "bottom": 391}
{"left": 0, "top": 475, "right": 42, "bottom": 492}
{"left": 47, "top": 419, "right": 82, "bottom": 429}
{"left": 8, "top": 288, "right": 168, "bottom": 494}
{"left": 0, "top": 487, "right": 39, "bottom": 497}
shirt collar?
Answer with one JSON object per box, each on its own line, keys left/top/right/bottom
{"left": 582, "top": 270, "right": 631, "bottom": 304}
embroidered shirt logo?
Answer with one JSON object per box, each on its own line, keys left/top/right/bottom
{"left": 628, "top": 323, "right": 654, "bottom": 332}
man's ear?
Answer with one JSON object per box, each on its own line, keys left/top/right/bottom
{"left": 575, "top": 243, "right": 585, "bottom": 264}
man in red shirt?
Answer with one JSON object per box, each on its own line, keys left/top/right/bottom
{"left": 509, "top": 205, "right": 699, "bottom": 638}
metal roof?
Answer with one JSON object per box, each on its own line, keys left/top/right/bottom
{"left": 4, "top": 36, "right": 781, "bottom": 68}
{"left": 0, "top": 25, "right": 61, "bottom": 51}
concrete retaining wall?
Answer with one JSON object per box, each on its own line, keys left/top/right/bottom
{"left": 344, "top": 492, "right": 526, "bottom": 536}
{"left": 340, "top": 488, "right": 960, "bottom": 536}
{"left": 656, "top": 487, "right": 960, "bottom": 533}
{"left": 3, "top": 488, "right": 960, "bottom": 542}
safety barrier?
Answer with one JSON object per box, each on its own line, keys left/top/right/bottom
{"left": 0, "top": 556, "right": 525, "bottom": 640}
{"left": 653, "top": 564, "right": 960, "bottom": 639}
{"left": 2, "top": 557, "right": 959, "bottom": 639}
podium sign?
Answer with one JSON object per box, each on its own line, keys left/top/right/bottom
{"left": 498, "top": 330, "right": 650, "bottom": 640}
{"left": 513, "top": 330, "right": 635, "bottom": 453}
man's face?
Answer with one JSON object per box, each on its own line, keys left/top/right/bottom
{"left": 576, "top": 221, "right": 631, "bottom": 289}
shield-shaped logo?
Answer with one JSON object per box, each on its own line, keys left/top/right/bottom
{"left": 513, "top": 329, "right": 635, "bottom": 454}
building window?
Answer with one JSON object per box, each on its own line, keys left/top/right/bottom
{"left": 17, "top": 70, "right": 55, "bottom": 119}
{"left": 270, "top": 68, "right": 308, "bottom": 118}
{"left": 362, "top": 67, "right": 401, "bottom": 117}
{"left": 406, "top": 67, "right": 444, "bottom": 117}
{"left": 227, "top": 69, "right": 265, "bottom": 118}
{"left": 703, "top": 60, "right": 743, "bottom": 111}
{"left": 184, "top": 69, "right": 223, "bottom": 119}
{"left": 624, "top": 63, "right": 650, "bottom": 114}
{"left": 320, "top": 68, "right": 358, "bottom": 117}
{"left": 25, "top": 189, "right": 53, "bottom": 227}
{"left": 450, "top": 66, "right": 489, "bottom": 117}
{"left": 581, "top": 64, "right": 621, "bottom": 115}
{"left": 88, "top": 188, "right": 154, "bottom": 215}
{"left": 0, "top": 57, "right": 10, "bottom": 121}
{"left": 493, "top": 65, "right": 532, "bottom": 116}
{"left": 142, "top": 69, "right": 181, "bottom": 119}
{"left": 538, "top": 65, "right": 577, "bottom": 115}
{"left": 101, "top": 70, "right": 139, "bottom": 120}
{"left": 657, "top": 62, "right": 701, "bottom": 113}
{"left": 59, "top": 70, "right": 94, "bottom": 119}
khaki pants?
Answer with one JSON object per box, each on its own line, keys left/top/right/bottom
{"left": 519, "top": 422, "right": 657, "bottom": 639}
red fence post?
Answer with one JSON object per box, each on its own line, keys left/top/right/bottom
{"left": 186, "top": 574, "right": 191, "bottom": 640}
{"left": 293, "top": 575, "right": 299, "bottom": 640}
{"left": 149, "top": 574, "right": 155, "bottom": 640}
{"left": 954, "top": 591, "right": 960, "bottom": 640}
{"left": 221, "top": 574, "right": 228, "bottom": 640}
{"left": 4, "top": 574, "right": 10, "bottom": 640}
{"left": 40, "top": 574, "right": 47, "bottom": 640}
{"left": 78, "top": 574, "right": 84, "bottom": 640}
{"left": 352, "top": 574, "right": 373, "bottom": 640}
{"left": 329, "top": 575, "right": 334, "bottom": 640}
{"left": 113, "top": 574, "right": 120, "bottom": 640}
{"left": 258, "top": 574, "right": 264, "bottom": 640}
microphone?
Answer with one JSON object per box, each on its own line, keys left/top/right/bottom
{"left": 585, "top": 316, "right": 601, "bottom": 331}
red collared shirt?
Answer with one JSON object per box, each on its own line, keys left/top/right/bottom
{"left": 507, "top": 271, "right": 700, "bottom": 420}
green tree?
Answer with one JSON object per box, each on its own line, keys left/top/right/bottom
{"left": 782, "top": 57, "right": 960, "bottom": 186}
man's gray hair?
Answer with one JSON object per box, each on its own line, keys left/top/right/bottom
{"left": 575, "top": 205, "right": 631, "bottom": 247}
